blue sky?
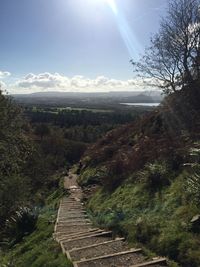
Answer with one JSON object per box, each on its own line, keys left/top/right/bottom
{"left": 0, "top": 0, "right": 168, "bottom": 93}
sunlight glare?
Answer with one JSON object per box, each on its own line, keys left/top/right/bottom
{"left": 104, "top": 0, "right": 142, "bottom": 60}
{"left": 105, "top": 0, "right": 118, "bottom": 14}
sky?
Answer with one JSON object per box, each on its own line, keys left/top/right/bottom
{"left": 0, "top": 0, "right": 168, "bottom": 94}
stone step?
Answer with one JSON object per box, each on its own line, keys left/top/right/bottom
{"left": 59, "top": 209, "right": 86, "bottom": 213}
{"left": 54, "top": 228, "right": 104, "bottom": 243}
{"left": 56, "top": 229, "right": 103, "bottom": 242}
{"left": 58, "top": 214, "right": 88, "bottom": 220}
{"left": 59, "top": 210, "right": 86, "bottom": 215}
{"left": 58, "top": 216, "right": 88, "bottom": 220}
{"left": 130, "top": 258, "right": 167, "bottom": 267}
{"left": 60, "top": 204, "right": 84, "bottom": 208}
{"left": 67, "top": 238, "right": 128, "bottom": 261}
{"left": 60, "top": 206, "right": 83, "bottom": 209}
{"left": 54, "top": 228, "right": 99, "bottom": 239}
{"left": 73, "top": 248, "right": 144, "bottom": 267}
{"left": 55, "top": 175, "right": 168, "bottom": 267}
{"left": 60, "top": 208, "right": 86, "bottom": 213}
{"left": 61, "top": 231, "right": 113, "bottom": 251}
{"left": 56, "top": 222, "right": 93, "bottom": 230}
{"left": 56, "top": 222, "right": 92, "bottom": 229}
{"left": 56, "top": 224, "right": 94, "bottom": 234}
{"left": 61, "top": 200, "right": 80, "bottom": 203}
{"left": 61, "top": 201, "right": 82, "bottom": 203}
{"left": 55, "top": 228, "right": 96, "bottom": 236}
{"left": 60, "top": 204, "right": 83, "bottom": 208}
{"left": 57, "top": 219, "right": 90, "bottom": 224}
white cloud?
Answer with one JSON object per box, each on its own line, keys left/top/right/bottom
{"left": 0, "top": 81, "right": 6, "bottom": 89}
{"left": 0, "top": 71, "right": 11, "bottom": 92}
{"left": 14, "top": 72, "right": 152, "bottom": 93}
{"left": 0, "top": 71, "right": 11, "bottom": 79}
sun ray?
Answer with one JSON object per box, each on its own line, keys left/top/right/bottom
{"left": 105, "top": 0, "right": 142, "bottom": 59}
{"left": 106, "top": 0, "right": 118, "bottom": 15}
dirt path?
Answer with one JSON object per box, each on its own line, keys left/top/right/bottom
{"left": 53, "top": 171, "right": 168, "bottom": 267}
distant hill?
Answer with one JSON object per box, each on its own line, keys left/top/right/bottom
{"left": 12, "top": 91, "right": 163, "bottom": 107}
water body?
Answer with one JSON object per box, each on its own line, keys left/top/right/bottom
{"left": 121, "top": 103, "right": 160, "bottom": 107}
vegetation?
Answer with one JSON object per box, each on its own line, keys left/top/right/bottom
{"left": 25, "top": 106, "right": 144, "bottom": 144}
{"left": 186, "top": 145, "right": 200, "bottom": 206}
{"left": 80, "top": 139, "right": 200, "bottom": 266}
{"left": 78, "top": 86, "right": 200, "bottom": 267}
{"left": 132, "top": 0, "right": 200, "bottom": 94}
{"left": 0, "top": 186, "right": 72, "bottom": 267}
{"left": 2, "top": 1, "right": 200, "bottom": 265}
{"left": 0, "top": 92, "right": 83, "bottom": 265}
{"left": 86, "top": 170, "right": 200, "bottom": 266}
{"left": 0, "top": 89, "right": 146, "bottom": 266}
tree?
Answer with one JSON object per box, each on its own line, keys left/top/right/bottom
{"left": 0, "top": 91, "right": 31, "bottom": 226}
{"left": 34, "top": 123, "right": 50, "bottom": 140}
{"left": 131, "top": 0, "right": 200, "bottom": 94}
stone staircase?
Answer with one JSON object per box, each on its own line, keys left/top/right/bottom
{"left": 53, "top": 173, "right": 168, "bottom": 267}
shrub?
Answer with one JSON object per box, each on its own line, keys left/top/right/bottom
{"left": 5, "top": 207, "right": 39, "bottom": 246}
{"left": 78, "top": 167, "right": 107, "bottom": 186}
{"left": 95, "top": 208, "right": 125, "bottom": 234}
{"left": 139, "top": 161, "right": 170, "bottom": 193}
{"left": 186, "top": 146, "right": 200, "bottom": 206}
{"left": 134, "top": 217, "right": 160, "bottom": 244}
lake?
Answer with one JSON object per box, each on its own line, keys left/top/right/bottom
{"left": 121, "top": 103, "right": 160, "bottom": 107}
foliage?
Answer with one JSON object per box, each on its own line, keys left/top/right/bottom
{"left": 0, "top": 92, "right": 32, "bottom": 227}
{"left": 27, "top": 108, "right": 138, "bottom": 128}
{"left": 185, "top": 145, "right": 200, "bottom": 205}
{"left": 4, "top": 207, "right": 39, "bottom": 246}
{"left": 0, "top": 92, "right": 31, "bottom": 176}
{"left": 78, "top": 166, "right": 107, "bottom": 186}
{"left": 132, "top": 0, "right": 200, "bottom": 93}
{"left": 87, "top": 172, "right": 200, "bottom": 267}
{"left": 34, "top": 123, "right": 50, "bottom": 139}
{"left": 0, "top": 190, "right": 72, "bottom": 267}
{"left": 0, "top": 175, "right": 30, "bottom": 227}
{"left": 139, "top": 161, "right": 170, "bottom": 193}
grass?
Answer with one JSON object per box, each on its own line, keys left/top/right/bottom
{"left": 0, "top": 186, "right": 72, "bottom": 267}
{"left": 86, "top": 169, "right": 200, "bottom": 267}
{"left": 32, "top": 107, "right": 114, "bottom": 114}
{"left": 57, "top": 107, "right": 114, "bottom": 113}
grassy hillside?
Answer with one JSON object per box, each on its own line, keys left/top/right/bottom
{"left": 0, "top": 181, "right": 72, "bottom": 267}
{"left": 78, "top": 87, "right": 200, "bottom": 267}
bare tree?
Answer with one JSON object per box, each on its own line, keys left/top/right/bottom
{"left": 131, "top": 0, "right": 200, "bottom": 94}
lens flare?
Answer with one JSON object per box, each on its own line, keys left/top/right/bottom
{"left": 106, "top": 0, "right": 118, "bottom": 14}
{"left": 106, "top": 0, "right": 142, "bottom": 60}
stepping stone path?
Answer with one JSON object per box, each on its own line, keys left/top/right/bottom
{"left": 54, "top": 171, "right": 168, "bottom": 267}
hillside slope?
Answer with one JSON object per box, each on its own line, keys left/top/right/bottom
{"left": 78, "top": 87, "right": 200, "bottom": 267}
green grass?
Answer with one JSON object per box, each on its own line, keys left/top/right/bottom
{"left": 86, "top": 171, "right": 200, "bottom": 267}
{"left": 32, "top": 107, "right": 114, "bottom": 114}
{"left": 0, "top": 187, "right": 72, "bottom": 267}
{"left": 57, "top": 107, "right": 114, "bottom": 113}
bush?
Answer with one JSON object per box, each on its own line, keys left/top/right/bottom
{"left": 134, "top": 217, "right": 160, "bottom": 244}
{"left": 5, "top": 207, "right": 38, "bottom": 246}
{"left": 78, "top": 167, "right": 107, "bottom": 186}
{"left": 95, "top": 208, "right": 125, "bottom": 234}
{"left": 139, "top": 161, "right": 170, "bottom": 193}
{"left": 186, "top": 146, "right": 200, "bottom": 206}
